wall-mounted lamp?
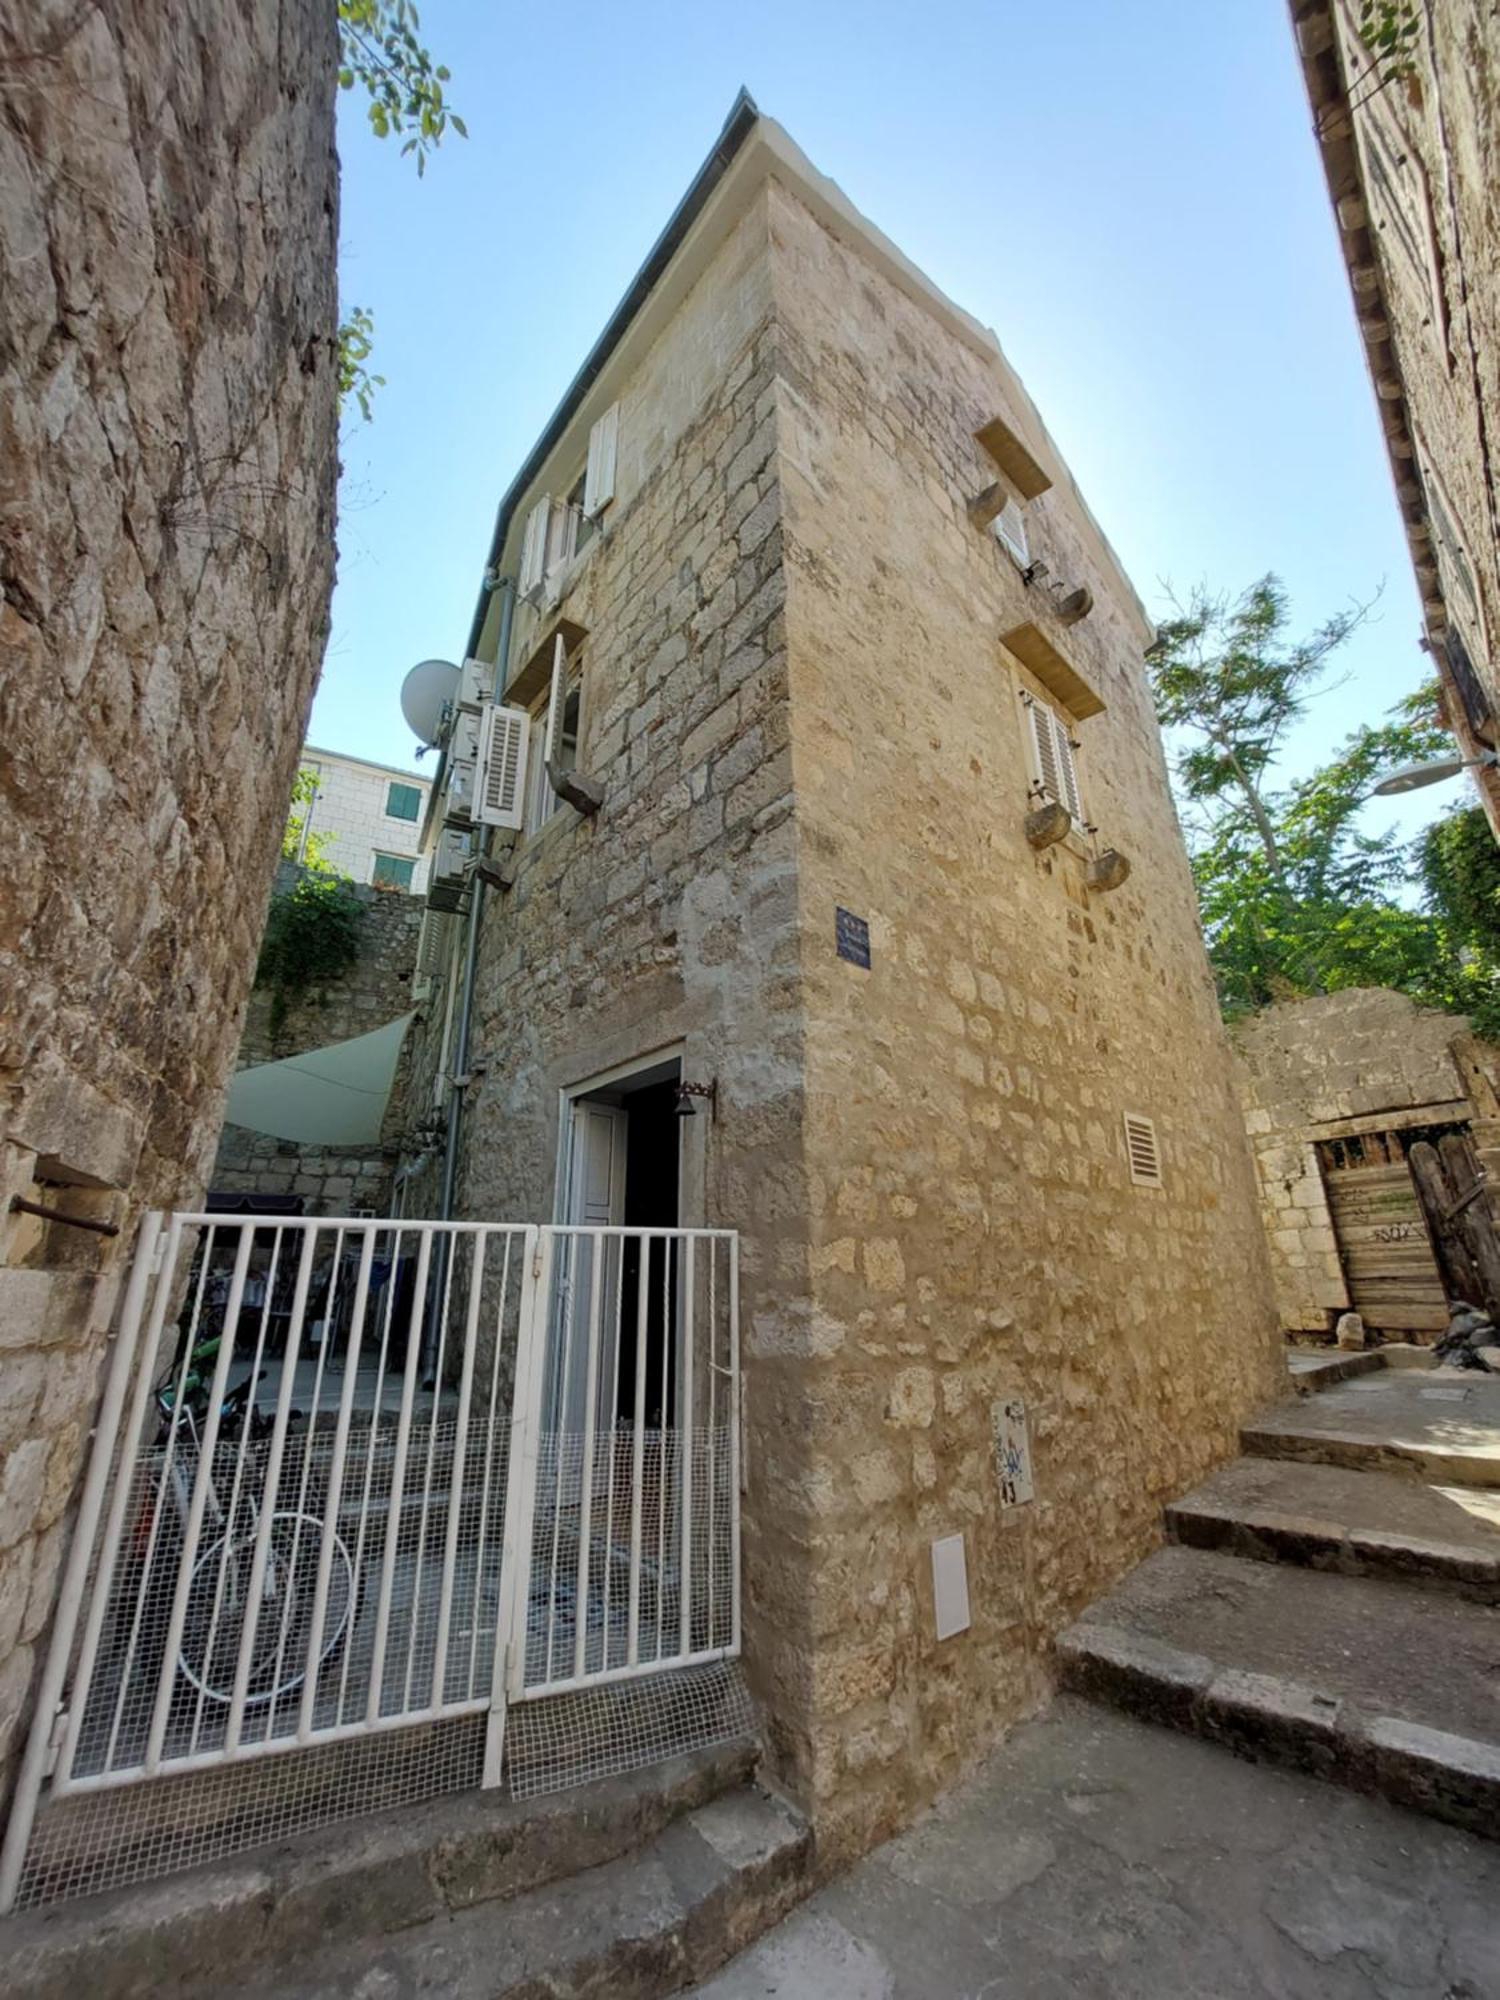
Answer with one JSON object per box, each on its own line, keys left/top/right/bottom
{"left": 675, "top": 1080, "right": 718, "bottom": 1121}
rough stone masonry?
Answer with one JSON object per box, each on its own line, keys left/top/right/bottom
{"left": 405, "top": 121, "right": 1286, "bottom": 1865}
{"left": 0, "top": 2, "right": 338, "bottom": 1789}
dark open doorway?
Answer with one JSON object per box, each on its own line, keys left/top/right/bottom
{"left": 618, "top": 1073, "right": 681, "bottom": 1425}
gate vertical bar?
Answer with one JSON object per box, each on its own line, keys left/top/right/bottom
{"left": 484, "top": 1225, "right": 546, "bottom": 1787}
{"left": 0, "top": 1211, "right": 165, "bottom": 1915}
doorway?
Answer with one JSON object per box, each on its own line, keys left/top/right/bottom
{"left": 551, "top": 1052, "right": 683, "bottom": 1429}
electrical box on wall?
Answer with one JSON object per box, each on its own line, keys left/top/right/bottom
{"left": 930, "top": 1534, "right": 970, "bottom": 1641}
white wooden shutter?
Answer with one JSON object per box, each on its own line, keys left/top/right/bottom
{"left": 994, "top": 496, "right": 1029, "bottom": 565}
{"left": 417, "top": 909, "right": 453, "bottom": 982}
{"left": 476, "top": 703, "right": 530, "bottom": 828}
{"left": 583, "top": 403, "right": 619, "bottom": 518}
{"left": 1026, "top": 697, "right": 1061, "bottom": 805}
{"left": 1050, "top": 712, "right": 1083, "bottom": 822}
{"left": 518, "top": 497, "right": 550, "bottom": 595}
{"left": 542, "top": 633, "right": 567, "bottom": 766}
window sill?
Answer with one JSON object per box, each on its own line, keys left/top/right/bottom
{"left": 1001, "top": 621, "right": 1105, "bottom": 721}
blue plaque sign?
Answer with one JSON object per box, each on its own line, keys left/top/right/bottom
{"left": 835, "top": 907, "right": 871, "bottom": 969}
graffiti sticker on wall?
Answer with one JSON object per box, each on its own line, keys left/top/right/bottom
{"left": 992, "top": 1396, "right": 1034, "bottom": 1507}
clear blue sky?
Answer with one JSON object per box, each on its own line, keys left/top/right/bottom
{"left": 317, "top": 0, "right": 1440, "bottom": 845}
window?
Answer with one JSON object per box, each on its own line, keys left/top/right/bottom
{"left": 386, "top": 780, "right": 422, "bottom": 822}
{"left": 516, "top": 405, "right": 618, "bottom": 598}
{"left": 1021, "top": 691, "right": 1083, "bottom": 823}
{"left": 371, "top": 852, "right": 416, "bottom": 892}
{"left": 525, "top": 664, "right": 582, "bottom": 836}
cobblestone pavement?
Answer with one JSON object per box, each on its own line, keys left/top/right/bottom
{"left": 688, "top": 1698, "right": 1500, "bottom": 1999}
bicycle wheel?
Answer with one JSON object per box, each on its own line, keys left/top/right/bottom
{"left": 178, "top": 1510, "right": 356, "bottom": 1709}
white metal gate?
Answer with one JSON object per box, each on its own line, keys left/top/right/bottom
{"left": 0, "top": 1212, "right": 740, "bottom": 1911}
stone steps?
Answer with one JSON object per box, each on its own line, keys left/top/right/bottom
{"left": 4, "top": 1745, "right": 812, "bottom": 2000}
{"left": 1057, "top": 1545, "right": 1500, "bottom": 1839}
{"left": 243, "top": 1783, "right": 811, "bottom": 2000}
{"left": 1242, "top": 1369, "right": 1500, "bottom": 1488}
{"left": 1166, "top": 1454, "right": 1500, "bottom": 1599}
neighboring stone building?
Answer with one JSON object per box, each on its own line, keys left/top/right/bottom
{"left": 210, "top": 876, "right": 426, "bottom": 1217}
{"left": 1290, "top": 0, "right": 1500, "bottom": 828}
{"left": 0, "top": 4, "right": 337, "bottom": 1787}
{"left": 295, "top": 744, "right": 433, "bottom": 893}
{"left": 1233, "top": 987, "right": 1500, "bottom": 1338}
{"left": 403, "top": 103, "right": 1283, "bottom": 1859}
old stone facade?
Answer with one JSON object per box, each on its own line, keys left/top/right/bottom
{"left": 405, "top": 112, "right": 1284, "bottom": 1861}
{"left": 1233, "top": 986, "right": 1500, "bottom": 1337}
{"left": 0, "top": 3, "right": 338, "bottom": 1786}
{"left": 210, "top": 876, "right": 425, "bottom": 1216}
{"left": 1291, "top": 0, "right": 1500, "bottom": 828}
{"left": 296, "top": 744, "right": 432, "bottom": 893}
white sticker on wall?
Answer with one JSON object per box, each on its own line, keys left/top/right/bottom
{"left": 992, "top": 1397, "right": 1034, "bottom": 1506}
{"left": 931, "top": 1533, "right": 970, "bottom": 1641}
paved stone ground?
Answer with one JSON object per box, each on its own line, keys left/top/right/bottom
{"left": 687, "top": 1699, "right": 1500, "bottom": 1999}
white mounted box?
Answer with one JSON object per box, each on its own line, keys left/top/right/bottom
{"left": 930, "top": 1533, "right": 970, "bottom": 1642}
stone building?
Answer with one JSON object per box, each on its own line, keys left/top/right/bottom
{"left": 210, "top": 876, "right": 426, "bottom": 1217}
{"left": 0, "top": 4, "right": 337, "bottom": 1787}
{"left": 295, "top": 743, "right": 433, "bottom": 893}
{"left": 404, "top": 101, "right": 1283, "bottom": 1858}
{"left": 1233, "top": 986, "right": 1500, "bottom": 1339}
{"left": 1290, "top": 0, "right": 1500, "bottom": 828}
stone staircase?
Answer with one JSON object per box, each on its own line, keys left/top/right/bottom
{"left": 1058, "top": 1353, "right": 1500, "bottom": 1840}
{"left": 5, "top": 1744, "right": 812, "bottom": 2000}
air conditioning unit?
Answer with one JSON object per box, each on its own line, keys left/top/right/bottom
{"left": 458, "top": 657, "right": 494, "bottom": 713}
{"left": 428, "top": 826, "right": 474, "bottom": 911}
{"left": 444, "top": 758, "right": 477, "bottom": 825}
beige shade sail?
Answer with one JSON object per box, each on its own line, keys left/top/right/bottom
{"left": 223, "top": 1015, "right": 413, "bottom": 1147}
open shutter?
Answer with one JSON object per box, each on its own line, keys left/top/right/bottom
{"left": 583, "top": 403, "right": 619, "bottom": 518}
{"left": 476, "top": 703, "right": 530, "bottom": 828}
{"left": 518, "top": 497, "right": 550, "bottom": 596}
{"left": 542, "top": 633, "right": 567, "bottom": 768}
{"left": 1050, "top": 712, "right": 1083, "bottom": 822}
{"left": 1025, "top": 697, "right": 1061, "bottom": 806}
{"left": 994, "top": 496, "right": 1029, "bottom": 566}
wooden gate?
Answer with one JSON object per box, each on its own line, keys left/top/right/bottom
{"left": 1315, "top": 1129, "right": 1450, "bottom": 1335}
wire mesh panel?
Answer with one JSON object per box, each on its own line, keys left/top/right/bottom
{"left": 2, "top": 1215, "right": 743, "bottom": 1913}
{"left": 510, "top": 1229, "right": 740, "bottom": 1701}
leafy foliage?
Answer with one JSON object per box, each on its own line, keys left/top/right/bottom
{"left": 333, "top": 1, "right": 466, "bottom": 421}
{"left": 1354, "top": 1, "right": 1423, "bottom": 93}
{"left": 1147, "top": 576, "right": 1500, "bottom": 1033}
{"left": 336, "top": 0, "right": 466, "bottom": 168}
{"left": 281, "top": 766, "right": 336, "bottom": 870}
{"left": 336, "top": 305, "right": 386, "bottom": 426}
{"left": 258, "top": 871, "right": 365, "bottom": 1040}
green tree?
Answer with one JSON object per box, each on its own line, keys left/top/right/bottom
{"left": 281, "top": 766, "right": 337, "bottom": 870}
{"left": 334, "top": 1, "right": 466, "bottom": 420}
{"left": 1146, "top": 576, "right": 1499, "bottom": 1026}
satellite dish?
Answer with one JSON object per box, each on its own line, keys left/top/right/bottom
{"left": 400, "top": 659, "right": 461, "bottom": 749}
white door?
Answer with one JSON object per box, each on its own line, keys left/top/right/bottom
{"left": 547, "top": 1102, "right": 627, "bottom": 1432}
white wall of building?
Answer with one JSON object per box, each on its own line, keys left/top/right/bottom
{"left": 296, "top": 745, "right": 431, "bottom": 893}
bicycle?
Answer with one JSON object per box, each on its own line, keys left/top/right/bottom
{"left": 148, "top": 1338, "right": 358, "bottom": 1713}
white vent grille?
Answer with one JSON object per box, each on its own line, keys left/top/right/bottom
{"left": 1123, "top": 1112, "right": 1163, "bottom": 1188}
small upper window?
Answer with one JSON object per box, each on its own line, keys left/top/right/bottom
{"left": 372, "top": 852, "right": 417, "bottom": 892}
{"left": 386, "top": 780, "right": 422, "bottom": 822}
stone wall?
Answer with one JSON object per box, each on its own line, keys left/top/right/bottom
{"left": 1291, "top": 0, "right": 1500, "bottom": 829}
{"left": 0, "top": 0, "right": 338, "bottom": 1787}
{"left": 413, "top": 137, "right": 1284, "bottom": 1864}
{"left": 1232, "top": 987, "right": 1492, "bottom": 1336}
{"left": 764, "top": 178, "right": 1283, "bottom": 1856}
{"left": 212, "top": 878, "right": 425, "bottom": 1214}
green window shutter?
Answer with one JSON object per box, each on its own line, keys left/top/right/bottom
{"left": 372, "top": 853, "right": 417, "bottom": 891}
{"left": 386, "top": 781, "right": 422, "bottom": 821}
